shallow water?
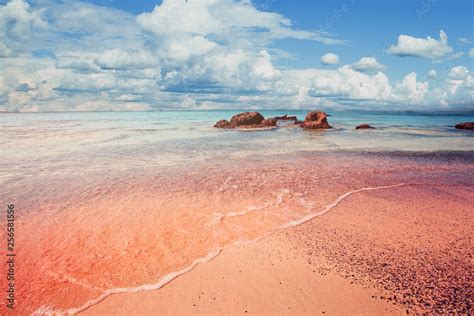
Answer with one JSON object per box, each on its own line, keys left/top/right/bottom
{"left": 0, "top": 111, "right": 473, "bottom": 314}
{"left": 1, "top": 110, "right": 473, "bottom": 173}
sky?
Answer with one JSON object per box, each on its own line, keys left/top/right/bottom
{"left": 0, "top": 0, "right": 472, "bottom": 112}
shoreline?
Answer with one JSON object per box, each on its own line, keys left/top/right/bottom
{"left": 81, "top": 227, "right": 403, "bottom": 315}
{"left": 7, "top": 150, "right": 473, "bottom": 314}
{"left": 81, "top": 183, "right": 473, "bottom": 315}
{"left": 51, "top": 183, "right": 407, "bottom": 314}
{"left": 65, "top": 183, "right": 406, "bottom": 315}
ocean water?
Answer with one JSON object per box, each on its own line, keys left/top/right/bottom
{"left": 0, "top": 110, "right": 473, "bottom": 314}
{"left": 1, "top": 110, "right": 473, "bottom": 178}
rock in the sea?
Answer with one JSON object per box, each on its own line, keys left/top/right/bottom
{"left": 455, "top": 122, "right": 474, "bottom": 130}
{"left": 230, "top": 112, "right": 264, "bottom": 127}
{"left": 260, "top": 118, "right": 278, "bottom": 127}
{"left": 274, "top": 114, "right": 298, "bottom": 121}
{"left": 214, "top": 112, "right": 274, "bottom": 129}
{"left": 300, "top": 111, "right": 332, "bottom": 129}
{"left": 356, "top": 124, "right": 375, "bottom": 129}
{"left": 214, "top": 119, "right": 231, "bottom": 128}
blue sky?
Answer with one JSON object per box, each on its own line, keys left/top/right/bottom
{"left": 0, "top": 0, "right": 472, "bottom": 111}
{"left": 266, "top": 0, "right": 473, "bottom": 75}
{"left": 75, "top": 0, "right": 473, "bottom": 77}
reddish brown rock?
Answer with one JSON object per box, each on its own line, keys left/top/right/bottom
{"left": 260, "top": 118, "right": 278, "bottom": 127}
{"left": 214, "top": 112, "right": 275, "bottom": 129}
{"left": 274, "top": 114, "right": 298, "bottom": 121}
{"left": 356, "top": 124, "right": 375, "bottom": 130}
{"left": 229, "top": 112, "right": 264, "bottom": 127}
{"left": 214, "top": 119, "right": 231, "bottom": 128}
{"left": 300, "top": 111, "right": 332, "bottom": 129}
{"left": 455, "top": 122, "right": 474, "bottom": 130}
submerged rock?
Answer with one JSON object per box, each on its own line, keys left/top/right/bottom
{"left": 214, "top": 119, "right": 231, "bottom": 128}
{"left": 356, "top": 124, "right": 375, "bottom": 129}
{"left": 300, "top": 111, "right": 332, "bottom": 129}
{"left": 455, "top": 122, "right": 474, "bottom": 130}
{"left": 274, "top": 114, "right": 298, "bottom": 121}
{"left": 260, "top": 118, "right": 278, "bottom": 127}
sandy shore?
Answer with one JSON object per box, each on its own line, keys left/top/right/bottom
{"left": 8, "top": 151, "right": 471, "bottom": 314}
{"left": 82, "top": 232, "right": 402, "bottom": 315}
{"left": 82, "top": 183, "right": 473, "bottom": 315}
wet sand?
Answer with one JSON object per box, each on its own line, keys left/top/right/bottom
{"left": 3, "top": 151, "right": 473, "bottom": 314}
{"left": 289, "top": 184, "right": 473, "bottom": 314}
{"left": 83, "top": 183, "right": 473, "bottom": 315}
{"left": 82, "top": 231, "right": 403, "bottom": 315}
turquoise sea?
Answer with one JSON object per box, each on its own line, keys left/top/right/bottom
{"left": 1, "top": 110, "right": 473, "bottom": 181}
{"left": 1, "top": 109, "right": 473, "bottom": 187}
{"left": 1, "top": 110, "right": 473, "bottom": 169}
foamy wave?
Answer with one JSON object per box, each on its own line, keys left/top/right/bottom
{"left": 212, "top": 188, "right": 291, "bottom": 225}
{"left": 275, "top": 189, "right": 290, "bottom": 206}
{"left": 34, "top": 183, "right": 406, "bottom": 315}
{"left": 209, "top": 205, "right": 263, "bottom": 226}
{"left": 218, "top": 176, "right": 237, "bottom": 192}
{"left": 280, "top": 183, "right": 406, "bottom": 228}
{"left": 46, "top": 272, "right": 104, "bottom": 293}
{"left": 34, "top": 250, "right": 222, "bottom": 315}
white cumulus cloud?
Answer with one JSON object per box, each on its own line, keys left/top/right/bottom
{"left": 136, "top": 0, "right": 344, "bottom": 45}
{"left": 0, "top": 0, "right": 47, "bottom": 57}
{"left": 309, "top": 66, "right": 392, "bottom": 100}
{"left": 320, "top": 53, "right": 340, "bottom": 65}
{"left": 351, "top": 57, "right": 385, "bottom": 72}
{"left": 387, "top": 30, "right": 453, "bottom": 59}
{"left": 447, "top": 66, "right": 470, "bottom": 81}
{"left": 96, "top": 49, "right": 159, "bottom": 70}
{"left": 427, "top": 70, "right": 437, "bottom": 78}
{"left": 395, "top": 72, "right": 429, "bottom": 104}
{"left": 443, "top": 67, "right": 473, "bottom": 106}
